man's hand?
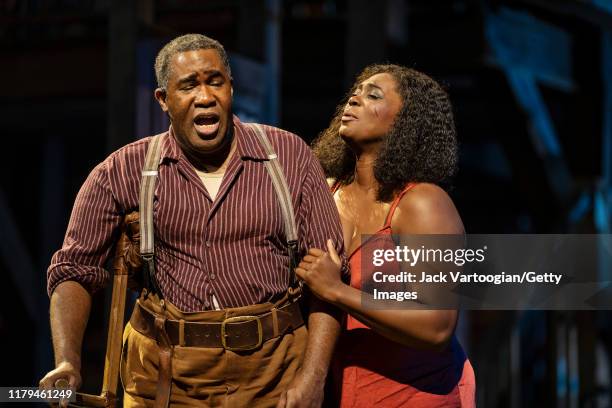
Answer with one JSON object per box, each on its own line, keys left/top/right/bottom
{"left": 295, "top": 239, "right": 344, "bottom": 303}
{"left": 41, "top": 281, "right": 91, "bottom": 407}
{"left": 39, "top": 360, "right": 81, "bottom": 390}
{"left": 276, "top": 372, "right": 325, "bottom": 408}
{"left": 39, "top": 360, "right": 81, "bottom": 408}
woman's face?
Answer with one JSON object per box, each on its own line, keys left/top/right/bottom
{"left": 339, "top": 72, "right": 403, "bottom": 144}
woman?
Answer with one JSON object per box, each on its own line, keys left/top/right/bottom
{"left": 296, "top": 64, "right": 476, "bottom": 407}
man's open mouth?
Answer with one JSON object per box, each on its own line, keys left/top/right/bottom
{"left": 193, "top": 113, "right": 221, "bottom": 138}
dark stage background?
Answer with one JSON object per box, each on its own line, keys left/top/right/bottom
{"left": 1, "top": 0, "right": 611, "bottom": 407}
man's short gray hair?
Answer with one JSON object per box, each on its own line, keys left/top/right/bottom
{"left": 154, "top": 33, "right": 232, "bottom": 90}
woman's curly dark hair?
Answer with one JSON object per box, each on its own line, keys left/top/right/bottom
{"left": 312, "top": 64, "right": 458, "bottom": 202}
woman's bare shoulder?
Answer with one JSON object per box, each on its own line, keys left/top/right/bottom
{"left": 392, "top": 183, "right": 464, "bottom": 235}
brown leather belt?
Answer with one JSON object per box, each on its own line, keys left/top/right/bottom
{"left": 130, "top": 299, "right": 304, "bottom": 351}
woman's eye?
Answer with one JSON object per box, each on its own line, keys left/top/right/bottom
{"left": 368, "top": 94, "right": 380, "bottom": 99}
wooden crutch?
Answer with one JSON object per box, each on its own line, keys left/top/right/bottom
{"left": 56, "top": 212, "right": 142, "bottom": 408}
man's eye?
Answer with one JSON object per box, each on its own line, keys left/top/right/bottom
{"left": 368, "top": 94, "right": 380, "bottom": 99}
{"left": 181, "top": 84, "right": 196, "bottom": 90}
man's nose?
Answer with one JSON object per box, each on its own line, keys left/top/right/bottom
{"left": 195, "top": 86, "right": 215, "bottom": 106}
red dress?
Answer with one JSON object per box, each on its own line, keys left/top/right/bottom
{"left": 331, "top": 183, "right": 476, "bottom": 407}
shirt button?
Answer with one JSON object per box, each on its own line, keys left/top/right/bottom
{"left": 204, "top": 300, "right": 211, "bottom": 308}
{"left": 210, "top": 273, "right": 216, "bottom": 280}
{"left": 205, "top": 241, "right": 212, "bottom": 248}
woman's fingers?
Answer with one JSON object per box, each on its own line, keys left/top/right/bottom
{"left": 302, "top": 254, "right": 319, "bottom": 263}
{"left": 295, "top": 267, "right": 308, "bottom": 280}
{"left": 308, "top": 247, "right": 325, "bottom": 257}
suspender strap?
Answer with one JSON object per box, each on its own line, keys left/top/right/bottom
{"left": 139, "top": 134, "right": 164, "bottom": 298}
{"left": 249, "top": 124, "right": 300, "bottom": 287}
{"left": 139, "top": 135, "right": 169, "bottom": 408}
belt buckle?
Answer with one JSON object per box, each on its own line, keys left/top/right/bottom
{"left": 221, "top": 315, "right": 263, "bottom": 351}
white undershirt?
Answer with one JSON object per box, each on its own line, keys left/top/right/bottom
{"left": 195, "top": 169, "right": 224, "bottom": 200}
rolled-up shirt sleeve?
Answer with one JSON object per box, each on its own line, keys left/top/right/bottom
{"left": 298, "top": 152, "right": 349, "bottom": 280}
{"left": 47, "top": 161, "right": 122, "bottom": 297}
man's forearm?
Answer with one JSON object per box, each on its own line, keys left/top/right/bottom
{"left": 50, "top": 281, "right": 92, "bottom": 368}
{"left": 300, "top": 298, "right": 342, "bottom": 383}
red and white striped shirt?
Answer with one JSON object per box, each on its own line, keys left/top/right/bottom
{"left": 47, "top": 116, "right": 346, "bottom": 311}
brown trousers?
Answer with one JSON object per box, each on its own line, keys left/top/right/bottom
{"left": 120, "top": 294, "right": 307, "bottom": 407}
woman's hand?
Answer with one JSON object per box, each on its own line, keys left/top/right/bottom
{"left": 296, "top": 239, "right": 344, "bottom": 303}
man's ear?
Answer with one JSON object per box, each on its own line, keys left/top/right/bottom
{"left": 154, "top": 88, "right": 168, "bottom": 112}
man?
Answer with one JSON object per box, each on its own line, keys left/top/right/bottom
{"left": 39, "top": 33, "right": 345, "bottom": 407}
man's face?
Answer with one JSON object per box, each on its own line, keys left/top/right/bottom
{"left": 155, "top": 49, "right": 233, "bottom": 156}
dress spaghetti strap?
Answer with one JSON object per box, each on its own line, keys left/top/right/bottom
{"left": 382, "top": 183, "right": 417, "bottom": 227}
{"left": 330, "top": 181, "right": 341, "bottom": 195}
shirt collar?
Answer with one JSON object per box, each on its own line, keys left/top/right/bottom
{"left": 233, "top": 115, "right": 270, "bottom": 161}
{"left": 160, "top": 126, "right": 181, "bottom": 162}
{"left": 160, "top": 115, "right": 269, "bottom": 163}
